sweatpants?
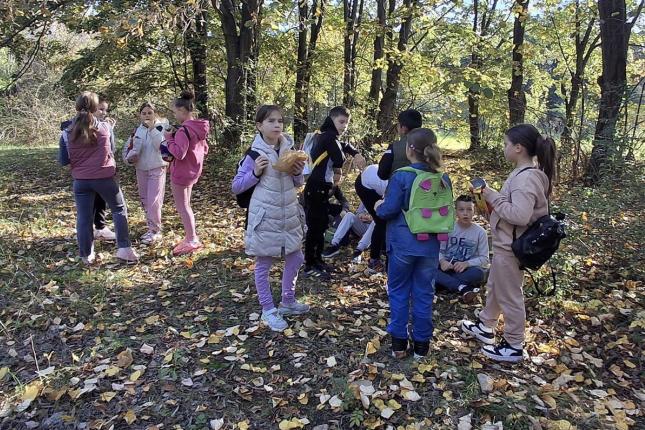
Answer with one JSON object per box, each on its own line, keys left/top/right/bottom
{"left": 136, "top": 167, "right": 166, "bottom": 233}
{"left": 354, "top": 175, "right": 385, "bottom": 261}
{"left": 171, "top": 182, "right": 197, "bottom": 242}
{"left": 330, "top": 214, "right": 373, "bottom": 251}
{"left": 303, "top": 181, "right": 332, "bottom": 266}
{"left": 254, "top": 250, "right": 304, "bottom": 311}
{"left": 387, "top": 251, "right": 437, "bottom": 342}
{"left": 478, "top": 249, "right": 526, "bottom": 346}
{"left": 435, "top": 266, "right": 486, "bottom": 292}
{"left": 73, "top": 177, "right": 131, "bottom": 257}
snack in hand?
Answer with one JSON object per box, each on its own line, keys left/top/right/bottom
{"left": 160, "top": 142, "right": 174, "bottom": 162}
{"left": 470, "top": 177, "right": 492, "bottom": 219}
{"left": 273, "top": 149, "right": 309, "bottom": 173}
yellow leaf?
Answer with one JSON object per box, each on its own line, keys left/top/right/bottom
{"left": 116, "top": 349, "right": 134, "bottom": 368}
{"left": 208, "top": 334, "right": 223, "bottom": 344}
{"left": 180, "top": 331, "right": 192, "bottom": 339}
{"left": 21, "top": 381, "right": 43, "bottom": 402}
{"left": 471, "top": 360, "right": 483, "bottom": 369}
{"left": 100, "top": 391, "right": 117, "bottom": 402}
{"left": 123, "top": 409, "right": 137, "bottom": 425}
{"left": 185, "top": 258, "right": 194, "bottom": 268}
{"left": 387, "top": 399, "right": 401, "bottom": 410}
{"left": 278, "top": 418, "right": 307, "bottom": 430}
{"left": 237, "top": 420, "right": 250, "bottom": 430}
{"left": 365, "top": 342, "right": 377, "bottom": 355}
{"left": 163, "top": 352, "right": 174, "bottom": 363}
{"left": 0, "top": 367, "right": 8, "bottom": 379}
{"left": 129, "top": 370, "right": 142, "bottom": 381}
{"left": 623, "top": 359, "right": 636, "bottom": 369}
{"left": 546, "top": 419, "right": 573, "bottom": 430}
{"left": 105, "top": 366, "right": 121, "bottom": 377}
{"left": 145, "top": 315, "right": 160, "bottom": 324}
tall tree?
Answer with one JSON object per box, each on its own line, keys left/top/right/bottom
{"left": 184, "top": 1, "right": 211, "bottom": 120}
{"left": 377, "top": 0, "right": 417, "bottom": 141}
{"left": 366, "top": 0, "right": 387, "bottom": 120}
{"left": 508, "top": 0, "right": 530, "bottom": 126}
{"left": 467, "top": 0, "right": 499, "bottom": 150}
{"left": 294, "top": 0, "right": 325, "bottom": 145}
{"left": 343, "top": 0, "right": 365, "bottom": 108}
{"left": 212, "top": 0, "right": 263, "bottom": 148}
{"left": 586, "top": 0, "right": 643, "bottom": 182}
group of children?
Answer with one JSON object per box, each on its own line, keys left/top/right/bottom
{"left": 60, "top": 92, "right": 557, "bottom": 364}
{"left": 59, "top": 89, "right": 210, "bottom": 264}
{"left": 234, "top": 104, "right": 556, "bottom": 363}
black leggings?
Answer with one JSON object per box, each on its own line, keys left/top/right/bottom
{"left": 304, "top": 181, "right": 332, "bottom": 266}
{"left": 93, "top": 194, "right": 109, "bottom": 230}
{"left": 355, "top": 175, "right": 386, "bottom": 261}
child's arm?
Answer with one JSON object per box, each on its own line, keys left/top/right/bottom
{"left": 166, "top": 127, "right": 190, "bottom": 160}
{"left": 466, "top": 228, "right": 490, "bottom": 267}
{"left": 58, "top": 131, "right": 70, "bottom": 166}
{"left": 377, "top": 144, "right": 394, "bottom": 180}
{"left": 484, "top": 176, "right": 541, "bottom": 226}
{"left": 232, "top": 155, "right": 261, "bottom": 194}
{"left": 375, "top": 174, "right": 406, "bottom": 220}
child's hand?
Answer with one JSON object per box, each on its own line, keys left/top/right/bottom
{"left": 373, "top": 199, "right": 384, "bottom": 210}
{"left": 291, "top": 159, "right": 305, "bottom": 176}
{"left": 254, "top": 155, "right": 269, "bottom": 176}
{"left": 453, "top": 261, "right": 470, "bottom": 273}
{"left": 126, "top": 151, "right": 139, "bottom": 163}
{"left": 439, "top": 259, "right": 453, "bottom": 272}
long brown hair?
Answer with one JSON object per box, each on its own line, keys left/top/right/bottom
{"left": 255, "top": 105, "right": 283, "bottom": 124}
{"left": 505, "top": 124, "right": 557, "bottom": 195}
{"left": 406, "top": 128, "right": 442, "bottom": 173}
{"left": 70, "top": 91, "right": 99, "bottom": 145}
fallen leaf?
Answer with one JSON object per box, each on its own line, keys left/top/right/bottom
{"left": 326, "top": 356, "right": 337, "bottom": 367}
{"left": 116, "top": 349, "right": 134, "bottom": 368}
{"left": 140, "top": 344, "right": 154, "bottom": 355}
{"left": 123, "top": 409, "right": 136, "bottom": 425}
{"left": 210, "top": 418, "right": 224, "bottom": 430}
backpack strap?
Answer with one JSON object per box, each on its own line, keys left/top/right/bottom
{"left": 312, "top": 151, "right": 328, "bottom": 168}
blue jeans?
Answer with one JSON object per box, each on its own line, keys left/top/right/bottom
{"left": 387, "top": 252, "right": 437, "bottom": 342}
{"left": 435, "top": 266, "right": 486, "bottom": 292}
{"left": 73, "top": 178, "right": 131, "bottom": 257}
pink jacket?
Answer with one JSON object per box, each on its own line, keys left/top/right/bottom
{"left": 165, "top": 119, "right": 210, "bottom": 186}
{"left": 485, "top": 166, "right": 550, "bottom": 254}
{"left": 68, "top": 121, "right": 116, "bottom": 180}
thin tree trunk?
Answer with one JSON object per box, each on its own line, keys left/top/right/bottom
{"left": 367, "top": 0, "right": 387, "bottom": 120}
{"left": 508, "top": 0, "right": 529, "bottom": 126}
{"left": 186, "top": 2, "right": 210, "bottom": 120}
{"left": 343, "top": 0, "right": 364, "bottom": 108}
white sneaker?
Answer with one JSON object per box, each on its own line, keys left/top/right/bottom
{"left": 261, "top": 308, "right": 288, "bottom": 332}
{"left": 81, "top": 252, "right": 96, "bottom": 265}
{"left": 116, "top": 247, "right": 139, "bottom": 264}
{"left": 94, "top": 227, "right": 116, "bottom": 241}
{"left": 141, "top": 231, "right": 162, "bottom": 244}
{"left": 278, "top": 301, "right": 310, "bottom": 316}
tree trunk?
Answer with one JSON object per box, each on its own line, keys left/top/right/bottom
{"left": 507, "top": 0, "right": 529, "bottom": 126}
{"left": 377, "top": 0, "right": 416, "bottom": 141}
{"left": 366, "top": 0, "right": 387, "bottom": 120}
{"left": 212, "top": 0, "right": 263, "bottom": 149}
{"left": 586, "top": 0, "right": 635, "bottom": 183}
{"left": 186, "top": 2, "right": 210, "bottom": 120}
{"left": 343, "top": 0, "right": 364, "bottom": 108}
{"left": 294, "top": 0, "right": 325, "bottom": 145}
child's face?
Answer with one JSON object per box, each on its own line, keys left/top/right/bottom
{"left": 503, "top": 135, "right": 524, "bottom": 163}
{"left": 456, "top": 201, "right": 475, "bottom": 225}
{"left": 256, "top": 110, "right": 284, "bottom": 140}
{"left": 397, "top": 123, "right": 408, "bottom": 136}
{"left": 332, "top": 114, "right": 350, "bottom": 135}
{"left": 96, "top": 102, "right": 109, "bottom": 120}
{"left": 172, "top": 105, "right": 190, "bottom": 123}
{"left": 140, "top": 107, "right": 155, "bottom": 126}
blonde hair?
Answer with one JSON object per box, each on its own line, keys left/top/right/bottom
{"left": 71, "top": 91, "right": 99, "bottom": 145}
{"left": 406, "top": 128, "right": 442, "bottom": 172}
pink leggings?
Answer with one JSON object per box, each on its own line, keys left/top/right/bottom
{"left": 171, "top": 182, "right": 197, "bottom": 242}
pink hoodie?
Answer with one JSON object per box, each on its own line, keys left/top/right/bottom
{"left": 165, "top": 119, "right": 210, "bottom": 186}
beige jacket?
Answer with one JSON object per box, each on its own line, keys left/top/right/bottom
{"left": 485, "top": 166, "right": 549, "bottom": 254}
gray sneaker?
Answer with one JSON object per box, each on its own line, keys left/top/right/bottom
{"left": 278, "top": 301, "right": 310, "bottom": 316}
{"left": 261, "top": 308, "right": 288, "bottom": 332}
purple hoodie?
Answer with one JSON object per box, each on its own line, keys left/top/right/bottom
{"left": 165, "top": 119, "right": 210, "bottom": 186}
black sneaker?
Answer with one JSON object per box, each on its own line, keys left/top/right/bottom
{"left": 391, "top": 336, "right": 409, "bottom": 359}
{"left": 351, "top": 249, "right": 362, "bottom": 263}
{"left": 413, "top": 340, "right": 430, "bottom": 360}
{"left": 304, "top": 265, "right": 331, "bottom": 280}
{"left": 461, "top": 319, "right": 495, "bottom": 345}
{"left": 458, "top": 284, "right": 480, "bottom": 304}
{"left": 482, "top": 339, "right": 524, "bottom": 363}
{"left": 322, "top": 244, "right": 341, "bottom": 259}
{"left": 367, "top": 258, "right": 385, "bottom": 274}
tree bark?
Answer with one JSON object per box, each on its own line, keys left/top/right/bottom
{"left": 294, "top": 0, "right": 325, "bottom": 145}
{"left": 343, "top": 0, "right": 364, "bottom": 108}
{"left": 212, "top": 0, "right": 263, "bottom": 149}
{"left": 586, "top": 0, "right": 642, "bottom": 183}
{"left": 507, "top": 0, "right": 530, "bottom": 126}
{"left": 367, "top": 0, "right": 387, "bottom": 119}
{"left": 377, "top": 0, "right": 416, "bottom": 141}
{"left": 186, "top": 2, "right": 210, "bottom": 120}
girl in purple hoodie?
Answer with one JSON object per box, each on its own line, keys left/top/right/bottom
{"left": 163, "top": 90, "right": 210, "bottom": 256}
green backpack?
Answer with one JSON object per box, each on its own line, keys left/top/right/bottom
{"left": 398, "top": 166, "right": 455, "bottom": 240}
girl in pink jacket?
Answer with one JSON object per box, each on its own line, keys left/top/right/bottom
{"left": 461, "top": 124, "right": 556, "bottom": 363}
{"left": 163, "top": 90, "right": 210, "bottom": 256}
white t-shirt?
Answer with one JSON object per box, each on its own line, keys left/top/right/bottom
{"left": 361, "top": 164, "right": 388, "bottom": 196}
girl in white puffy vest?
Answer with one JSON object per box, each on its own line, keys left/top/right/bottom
{"left": 231, "top": 105, "right": 310, "bottom": 332}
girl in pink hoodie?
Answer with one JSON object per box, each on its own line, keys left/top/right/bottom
{"left": 163, "top": 90, "right": 210, "bottom": 256}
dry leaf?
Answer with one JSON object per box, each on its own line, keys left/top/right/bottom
{"left": 123, "top": 409, "right": 136, "bottom": 425}
{"left": 116, "top": 349, "right": 134, "bottom": 368}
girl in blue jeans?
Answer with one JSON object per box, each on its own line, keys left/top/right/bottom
{"left": 375, "top": 128, "right": 449, "bottom": 359}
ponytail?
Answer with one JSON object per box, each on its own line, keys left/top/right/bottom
{"left": 536, "top": 136, "right": 557, "bottom": 196}
{"left": 71, "top": 91, "right": 99, "bottom": 145}
{"left": 505, "top": 123, "right": 558, "bottom": 196}
{"left": 174, "top": 89, "right": 195, "bottom": 112}
{"left": 406, "top": 128, "right": 442, "bottom": 172}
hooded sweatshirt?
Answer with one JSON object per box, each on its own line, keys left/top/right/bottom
{"left": 165, "top": 119, "right": 210, "bottom": 186}
{"left": 125, "top": 122, "right": 168, "bottom": 171}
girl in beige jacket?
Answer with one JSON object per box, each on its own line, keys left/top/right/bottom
{"left": 461, "top": 124, "right": 556, "bottom": 362}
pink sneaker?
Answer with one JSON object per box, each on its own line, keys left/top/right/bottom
{"left": 172, "top": 240, "right": 203, "bottom": 256}
{"left": 116, "top": 247, "right": 139, "bottom": 264}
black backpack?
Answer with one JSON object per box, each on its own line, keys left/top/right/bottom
{"left": 235, "top": 148, "right": 260, "bottom": 209}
